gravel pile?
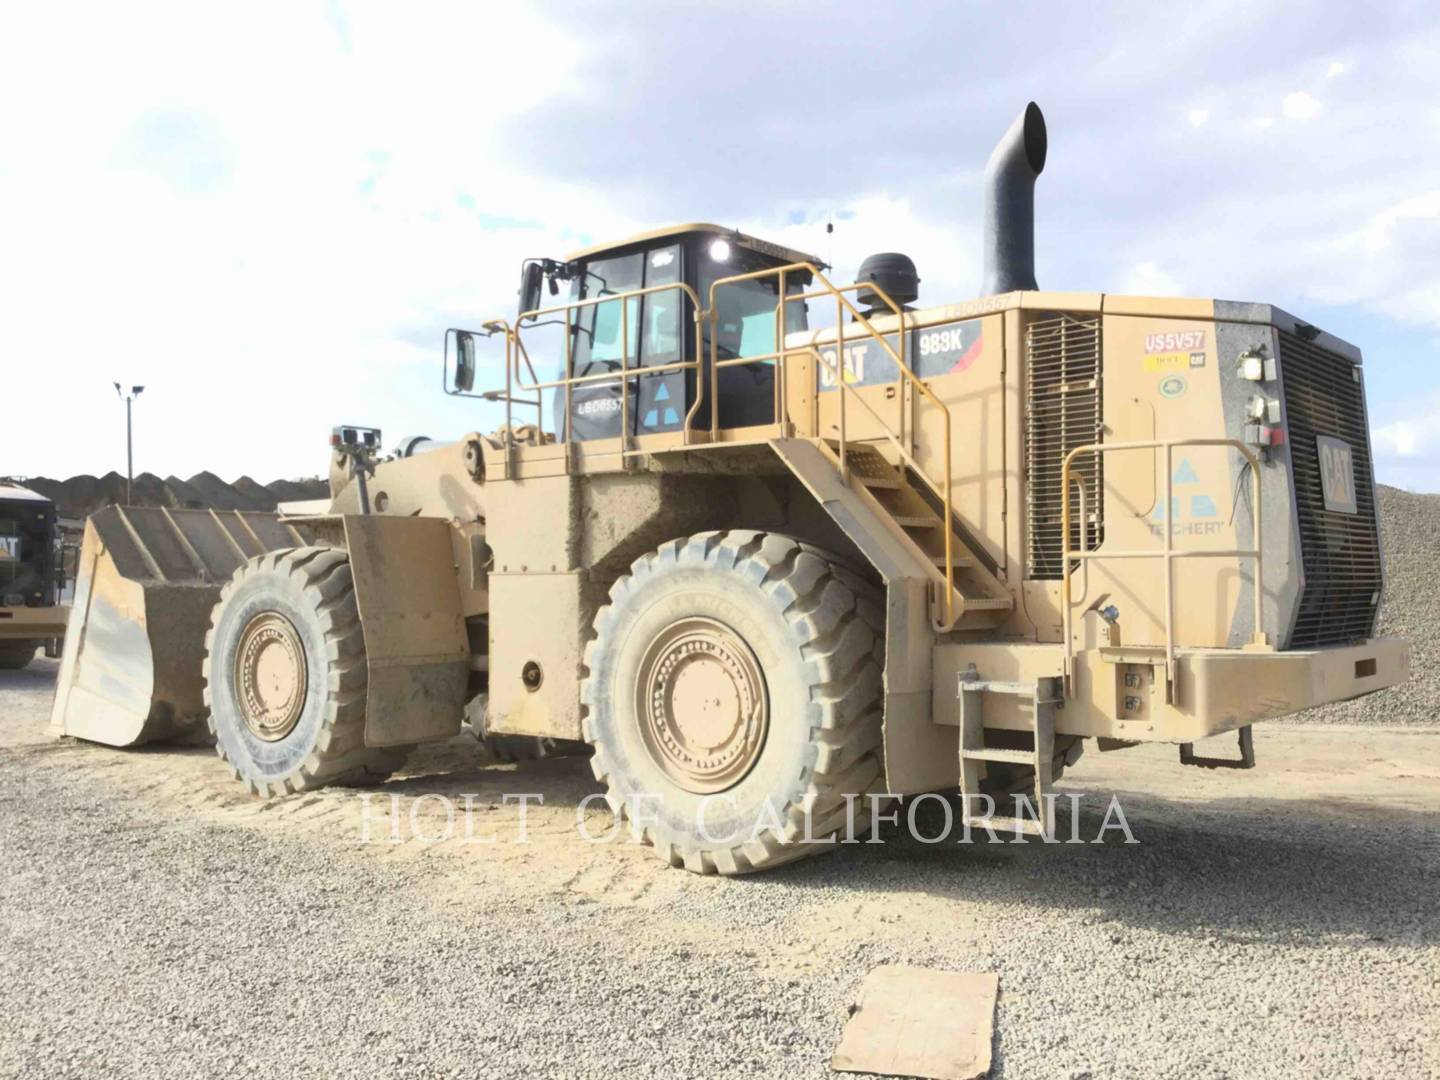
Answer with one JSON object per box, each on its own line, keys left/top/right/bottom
{"left": 1297, "top": 484, "right": 1440, "bottom": 726}
{"left": 10, "top": 472, "right": 329, "bottom": 520}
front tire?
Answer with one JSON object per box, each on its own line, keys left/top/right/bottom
{"left": 203, "top": 547, "right": 409, "bottom": 797}
{"left": 581, "top": 531, "right": 886, "bottom": 875}
{"left": 0, "top": 640, "right": 38, "bottom": 670}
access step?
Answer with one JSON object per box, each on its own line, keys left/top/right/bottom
{"left": 958, "top": 669, "right": 1060, "bottom": 840}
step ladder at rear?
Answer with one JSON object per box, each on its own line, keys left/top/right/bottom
{"left": 958, "top": 668, "right": 1060, "bottom": 839}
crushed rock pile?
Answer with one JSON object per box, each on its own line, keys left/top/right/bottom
{"left": 1297, "top": 484, "right": 1439, "bottom": 727}
{"left": 8, "top": 472, "right": 329, "bottom": 521}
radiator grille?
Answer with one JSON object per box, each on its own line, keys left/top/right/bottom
{"left": 1278, "top": 332, "right": 1382, "bottom": 647}
{"left": 1026, "top": 314, "right": 1103, "bottom": 579}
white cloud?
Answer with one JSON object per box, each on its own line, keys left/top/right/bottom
{"left": 0, "top": 1, "right": 618, "bottom": 480}
{"left": 1117, "top": 262, "right": 1183, "bottom": 297}
{"left": 1326, "top": 60, "right": 1348, "bottom": 78}
{"left": 762, "top": 196, "right": 976, "bottom": 311}
{"left": 1304, "top": 191, "right": 1440, "bottom": 326}
{"left": 1374, "top": 418, "right": 1421, "bottom": 457}
{"left": 1188, "top": 108, "right": 1211, "bottom": 127}
{"left": 1373, "top": 398, "right": 1440, "bottom": 477}
{"left": 1282, "top": 91, "right": 1323, "bottom": 120}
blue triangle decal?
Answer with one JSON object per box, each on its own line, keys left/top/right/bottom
{"left": 1151, "top": 497, "right": 1180, "bottom": 521}
{"left": 1173, "top": 459, "right": 1199, "bottom": 485}
{"left": 653, "top": 382, "right": 671, "bottom": 402}
{"left": 663, "top": 407, "right": 679, "bottom": 425}
{"left": 642, "top": 409, "right": 658, "bottom": 427}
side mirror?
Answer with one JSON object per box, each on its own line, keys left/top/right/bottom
{"left": 454, "top": 330, "right": 477, "bottom": 393}
{"left": 519, "top": 262, "right": 544, "bottom": 319}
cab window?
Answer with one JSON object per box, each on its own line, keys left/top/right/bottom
{"left": 700, "top": 251, "right": 807, "bottom": 361}
{"left": 640, "top": 245, "right": 681, "bottom": 367}
{"left": 571, "top": 252, "right": 642, "bottom": 378}
{"left": 568, "top": 244, "right": 685, "bottom": 379}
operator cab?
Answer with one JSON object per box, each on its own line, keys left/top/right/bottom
{"left": 0, "top": 485, "right": 58, "bottom": 609}
{"left": 519, "top": 225, "right": 820, "bottom": 441}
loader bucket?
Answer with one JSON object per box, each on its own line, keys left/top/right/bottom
{"left": 49, "top": 506, "right": 308, "bottom": 747}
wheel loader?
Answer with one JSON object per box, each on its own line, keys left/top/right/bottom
{"left": 51, "top": 103, "right": 1409, "bottom": 873}
{"left": 0, "top": 482, "right": 68, "bottom": 670}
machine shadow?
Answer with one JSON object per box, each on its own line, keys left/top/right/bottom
{"left": 366, "top": 739, "right": 1440, "bottom": 948}
{"left": 91, "top": 715, "right": 1440, "bottom": 953}
{"left": 760, "top": 787, "right": 1440, "bottom": 947}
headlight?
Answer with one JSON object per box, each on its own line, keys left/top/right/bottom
{"left": 1238, "top": 350, "right": 1266, "bottom": 381}
{"left": 708, "top": 238, "right": 732, "bottom": 262}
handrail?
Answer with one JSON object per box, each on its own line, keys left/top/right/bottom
{"left": 706, "top": 262, "right": 956, "bottom": 625}
{"left": 473, "top": 318, "right": 543, "bottom": 445}
{"left": 1059, "top": 438, "right": 1268, "bottom": 697}
{"left": 509, "top": 282, "right": 706, "bottom": 453}
{"left": 800, "top": 341, "right": 957, "bottom": 625}
{"left": 473, "top": 266, "right": 962, "bottom": 624}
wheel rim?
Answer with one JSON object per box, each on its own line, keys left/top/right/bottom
{"left": 234, "top": 612, "right": 307, "bottom": 742}
{"left": 634, "top": 616, "right": 768, "bottom": 794}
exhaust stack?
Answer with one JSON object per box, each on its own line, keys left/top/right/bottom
{"left": 981, "top": 102, "right": 1047, "bottom": 295}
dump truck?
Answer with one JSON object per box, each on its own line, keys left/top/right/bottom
{"left": 0, "top": 483, "right": 68, "bottom": 670}
{"left": 51, "top": 103, "right": 1408, "bottom": 873}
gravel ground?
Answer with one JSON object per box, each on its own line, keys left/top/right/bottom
{"left": 2, "top": 659, "right": 1438, "bottom": 1079}
{"left": 1298, "top": 485, "right": 1440, "bottom": 727}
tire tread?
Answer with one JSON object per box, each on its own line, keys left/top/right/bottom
{"left": 580, "top": 530, "right": 886, "bottom": 875}
{"left": 203, "top": 546, "right": 409, "bottom": 798}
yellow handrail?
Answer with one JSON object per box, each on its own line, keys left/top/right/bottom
{"left": 1059, "top": 438, "right": 1268, "bottom": 697}
{"left": 476, "top": 266, "right": 961, "bottom": 624}
{"left": 510, "top": 282, "right": 706, "bottom": 452}
{"left": 707, "top": 262, "right": 957, "bottom": 625}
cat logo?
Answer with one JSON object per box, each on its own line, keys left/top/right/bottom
{"left": 1316, "top": 435, "right": 1358, "bottom": 515}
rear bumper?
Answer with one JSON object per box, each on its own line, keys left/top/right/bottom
{"left": 933, "top": 636, "right": 1410, "bottom": 745}
{"left": 1180, "top": 636, "right": 1410, "bottom": 737}
{"left": 0, "top": 605, "right": 68, "bottom": 641}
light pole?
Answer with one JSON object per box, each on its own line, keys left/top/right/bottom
{"left": 113, "top": 383, "right": 145, "bottom": 505}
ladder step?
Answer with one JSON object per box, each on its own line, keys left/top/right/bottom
{"left": 930, "top": 552, "right": 976, "bottom": 568}
{"left": 962, "top": 679, "right": 1039, "bottom": 696}
{"left": 894, "top": 514, "right": 941, "bottom": 528}
{"left": 856, "top": 473, "right": 901, "bottom": 489}
{"left": 958, "top": 596, "right": 1014, "bottom": 612}
{"left": 959, "top": 747, "right": 1035, "bottom": 766}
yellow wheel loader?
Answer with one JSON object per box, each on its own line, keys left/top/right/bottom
{"left": 0, "top": 483, "right": 68, "bottom": 670}
{"left": 51, "top": 103, "right": 1409, "bottom": 873}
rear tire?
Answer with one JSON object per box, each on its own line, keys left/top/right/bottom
{"left": 203, "top": 547, "right": 409, "bottom": 798}
{"left": 581, "top": 531, "right": 886, "bottom": 875}
{"left": 0, "top": 640, "right": 37, "bottom": 670}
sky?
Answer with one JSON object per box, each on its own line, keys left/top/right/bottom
{"left": 2, "top": 1, "right": 1438, "bottom": 490}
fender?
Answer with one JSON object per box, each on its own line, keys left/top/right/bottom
{"left": 342, "top": 514, "right": 470, "bottom": 748}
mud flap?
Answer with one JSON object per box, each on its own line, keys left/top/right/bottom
{"left": 342, "top": 515, "right": 469, "bottom": 748}
{"left": 49, "top": 506, "right": 306, "bottom": 746}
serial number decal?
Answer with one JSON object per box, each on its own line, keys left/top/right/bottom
{"left": 575, "top": 396, "right": 621, "bottom": 416}
{"left": 1144, "top": 330, "right": 1206, "bottom": 353}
